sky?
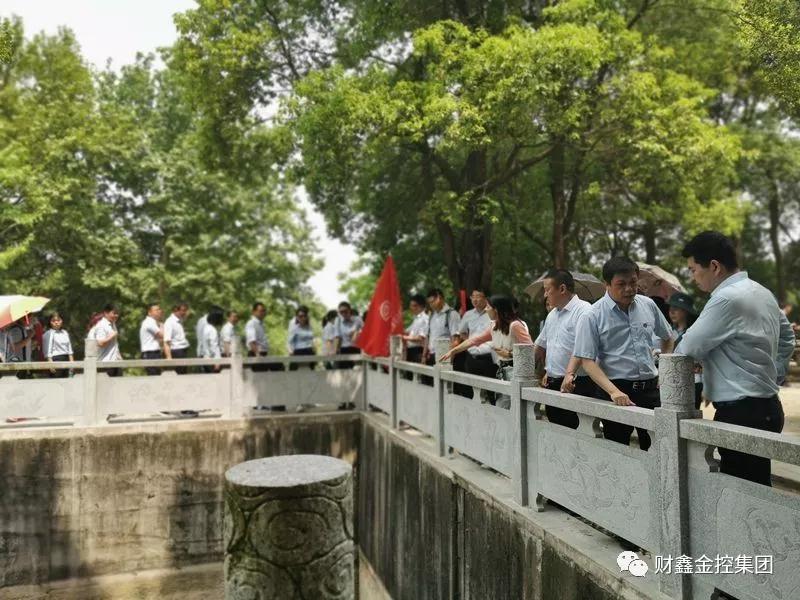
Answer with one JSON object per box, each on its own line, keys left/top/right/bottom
{"left": 3, "top": 0, "right": 358, "bottom": 309}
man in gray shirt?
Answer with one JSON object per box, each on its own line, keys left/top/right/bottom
{"left": 574, "top": 257, "right": 674, "bottom": 450}
{"left": 423, "top": 288, "right": 461, "bottom": 365}
{"left": 678, "top": 231, "right": 793, "bottom": 485}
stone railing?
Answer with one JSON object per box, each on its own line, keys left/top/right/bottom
{"left": 363, "top": 336, "right": 800, "bottom": 600}
{"left": 0, "top": 339, "right": 365, "bottom": 427}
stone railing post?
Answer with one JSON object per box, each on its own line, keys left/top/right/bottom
{"left": 655, "top": 353, "right": 697, "bottom": 600}
{"left": 81, "top": 338, "right": 99, "bottom": 426}
{"left": 511, "top": 343, "right": 536, "bottom": 506}
{"left": 228, "top": 337, "right": 245, "bottom": 419}
{"left": 224, "top": 455, "right": 355, "bottom": 599}
{"left": 389, "top": 335, "right": 402, "bottom": 428}
{"left": 434, "top": 337, "right": 453, "bottom": 457}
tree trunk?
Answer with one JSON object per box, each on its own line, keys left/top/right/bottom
{"left": 549, "top": 139, "right": 567, "bottom": 268}
{"left": 643, "top": 221, "right": 657, "bottom": 264}
{"left": 768, "top": 179, "right": 786, "bottom": 302}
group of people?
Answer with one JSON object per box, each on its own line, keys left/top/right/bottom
{"left": 401, "top": 231, "right": 793, "bottom": 488}
{"left": 0, "top": 299, "right": 366, "bottom": 378}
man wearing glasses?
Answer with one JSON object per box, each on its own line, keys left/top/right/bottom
{"left": 456, "top": 288, "right": 496, "bottom": 399}
{"left": 573, "top": 257, "right": 674, "bottom": 450}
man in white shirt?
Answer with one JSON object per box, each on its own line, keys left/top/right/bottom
{"left": 423, "top": 288, "right": 461, "bottom": 364}
{"left": 139, "top": 303, "right": 164, "bottom": 376}
{"left": 90, "top": 304, "right": 123, "bottom": 376}
{"left": 402, "top": 294, "right": 429, "bottom": 363}
{"left": 456, "top": 288, "right": 495, "bottom": 398}
{"left": 246, "top": 302, "right": 281, "bottom": 372}
{"left": 220, "top": 310, "right": 239, "bottom": 357}
{"left": 535, "top": 269, "right": 594, "bottom": 429}
{"left": 163, "top": 302, "right": 190, "bottom": 374}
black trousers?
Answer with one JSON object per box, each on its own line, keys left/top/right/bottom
{"left": 335, "top": 346, "right": 360, "bottom": 369}
{"left": 714, "top": 396, "right": 784, "bottom": 486}
{"left": 142, "top": 350, "right": 162, "bottom": 376}
{"left": 544, "top": 376, "right": 596, "bottom": 429}
{"left": 171, "top": 347, "right": 189, "bottom": 374}
{"left": 593, "top": 379, "right": 660, "bottom": 450}
{"left": 49, "top": 354, "right": 71, "bottom": 378}
{"left": 694, "top": 382, "right": 704, "bottom": 410}
{"left": 452, "top": 351, "right": 471, "bottom": 397}
{"left": 248, "top": 351, "right": 285, "bottom": 372}
{"left": 405, "top": 347, "right": 424, "bottom": 364}
{"left": 290, "top": 347, "right": 315, "bottom": 371}
{"left": 466, "top": 353, "right": 497, "bottom": 402}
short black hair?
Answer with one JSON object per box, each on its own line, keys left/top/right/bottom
{"left": 338, "top": 301, "right": 352, "bottom": 310}
{"left": 410, "top": 293, "right": 426, "bottom": 306}
{"left": 681, "top": 231, "right": 738, "bottom": 271}
{"left": 103, "top": 303, "right": 118, "bottom": 313}
{"left": 545, "top": 268, "right": 575, "bottom": 293}
{"left": 146, "top": 302, "right": 160, "bottom": 312}
{"left": 296, "top": 305, "right": 309, "bottom": 316}
{"left": 252, "top": 302, "right": 265, "bottom": 311}
{"left": 173, "top": 302, "right": 189, "bottom": 311}
{"left": 227, "top": 310, "right": 238, "bottom": 318}
{"left": 470, "top": 286, "right": 490, "bottom": 297}
{"left": 602, "top": 257, "right": 639, "bottom": 284}
{"left": 426, "top": 288, "right": 444, "bottom": 299}
{"left": 207, "top": 311, "right": 225, "bottom": 327}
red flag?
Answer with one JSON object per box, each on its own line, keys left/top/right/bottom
{"left": 459, "top": 289, "right": 467, "bottom": 316}
{"left": 356, "top": 255, "right": 404, "bottom": 356}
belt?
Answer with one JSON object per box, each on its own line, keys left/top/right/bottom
{"left": 611, "top": 378, "right": 658, "bottom": 392}
{"left": 713, "top": 395, "right": 778, "bottom": 409}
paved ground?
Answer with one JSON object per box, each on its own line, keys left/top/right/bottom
{"left": 700, "top": 383, "right": 800, "bottom": 490}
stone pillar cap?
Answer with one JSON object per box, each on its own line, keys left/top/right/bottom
{"left": 225, "top": 454, "right": 351, "bottom": 489}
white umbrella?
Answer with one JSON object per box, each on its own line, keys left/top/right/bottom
{"left": 525, "top": 271, "right": 606, "bottom": 303}
{"left": 636, "top": 263, "right": 686, "bottom": 300}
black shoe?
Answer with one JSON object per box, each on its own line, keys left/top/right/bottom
{"left": 179, "top": 410, "right": 199, "bottom": 418}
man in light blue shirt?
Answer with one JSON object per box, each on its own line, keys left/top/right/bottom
{"left": 456, "top": 288, "right": 495, "bottom": 398}
{"left": 535, "top": 269, "right": 595, "bottom": 429}
{"left": 574, "top": 257, "right": 674, "bottom": 450}
{"left": 678, "top": 231, "right": 792, "bottom": 486}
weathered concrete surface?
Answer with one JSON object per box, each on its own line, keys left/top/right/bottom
{"left": 360, "top": 413, "right": 670, "bottom": 600}
{"left": 0, "top": 413, "right": 359, "bottom": 588}
{"left": 2, "top": 552, "right": 391, "bottom": 600}
{"left": 224, "top": 455, "right": 355, "bottom": 599}
{"left": 358, "top": 419, "right": 455, "bottom": 600}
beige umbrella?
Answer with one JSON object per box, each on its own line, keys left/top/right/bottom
{"left": 525, "top": 271, "right": 606, "bottom": 303}
{"left": 0, "top": 295, "right": 50, "bottom": 330}
{"left": 636, "top": 263, "right": 686, "bottom": 300}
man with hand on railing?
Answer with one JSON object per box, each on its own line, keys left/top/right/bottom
{"left": 573, "top": 257, "right": 675, "bottom": 450}
{"left": 456, "top": 287, "right": 496, "bottom": 400}
{"left": 535, "top": 269, "right": 594, "bottom": 429}
{"left": 678, "top": 231, "right": 794, "bottom": 486}
{"left": 401, "top": 294, "right": 428, "bottom": 364}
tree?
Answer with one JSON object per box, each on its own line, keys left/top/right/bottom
{"left": 0, "top": 19, "right": 321, "bottom": 356}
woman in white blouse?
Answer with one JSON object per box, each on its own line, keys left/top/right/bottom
{"left": 43, "top": 312, "right": 74, "bottom": 378}
{"left": 288, "top": 306, "right": 316, "bottom": 371}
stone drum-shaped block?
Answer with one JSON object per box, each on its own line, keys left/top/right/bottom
{"left": 224, "top": 454, "right": 354, "bottom": 600}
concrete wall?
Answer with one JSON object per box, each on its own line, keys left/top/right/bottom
{"left": 2, "top": 411, "right": 666, "bottom": 599}
{"left": 359, "top": 413, "right": 663, "bottom": 600}
{"left": 0, "top": 414, "right": 359, "bottom": 588}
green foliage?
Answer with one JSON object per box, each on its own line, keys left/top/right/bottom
{"left": 0, "top": 22, "right": 320, "bottom": 357}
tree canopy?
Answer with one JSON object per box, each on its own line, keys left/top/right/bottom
{"left": 3, "top": 0, "right": 800, "bottom": 343}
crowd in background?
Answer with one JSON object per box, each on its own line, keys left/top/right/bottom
{"left": 0, "top": 300, "right": 366, "bottom": 379}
